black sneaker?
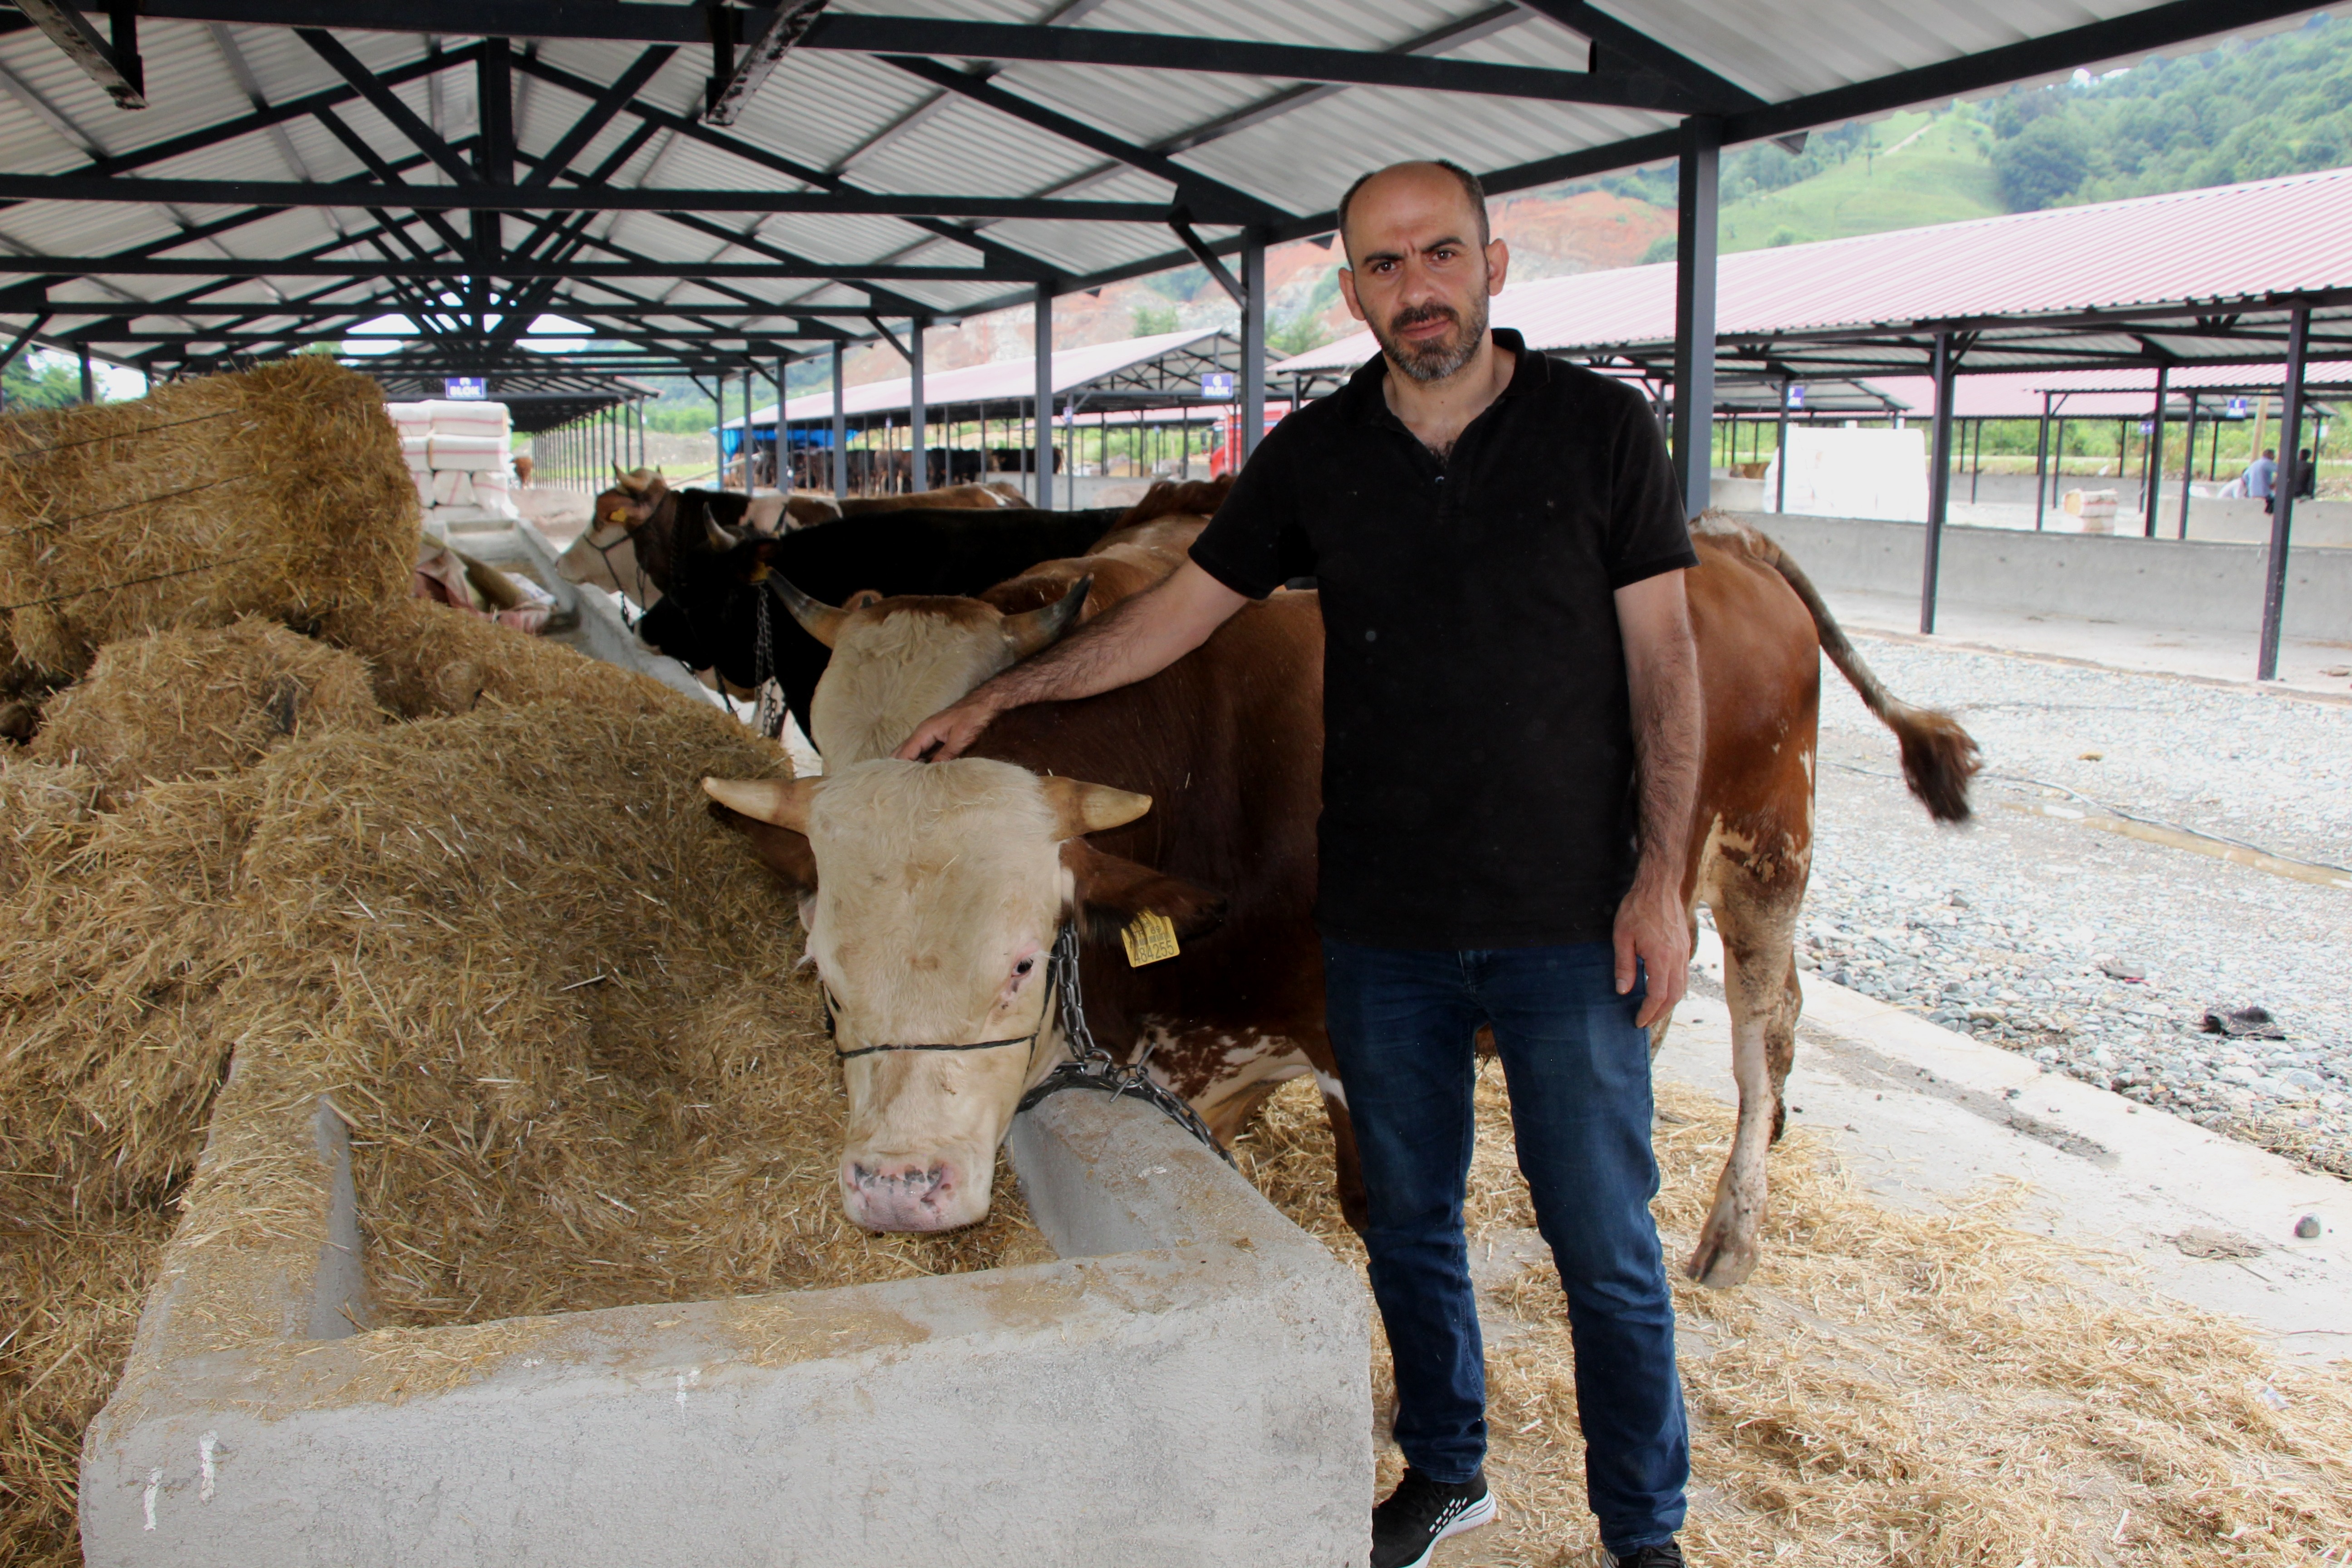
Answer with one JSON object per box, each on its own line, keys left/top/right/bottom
{"left": 1609, "top": 1543, "right": 1686, "bottom": 1567}
{"left": 1370, "top": 1467, "right": 1496, "bottom": 1568}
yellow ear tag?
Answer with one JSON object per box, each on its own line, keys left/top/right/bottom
{"left": 1121, "top": 910, "right": 1180, "bottom": 967}
{"left": 607, "top": 508, "right": 630, "bottom": 523}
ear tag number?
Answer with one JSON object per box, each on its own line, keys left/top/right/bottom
{"left": 1122, "top": 911, "right": 1180, "bottom": 967}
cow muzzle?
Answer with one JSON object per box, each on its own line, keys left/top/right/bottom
{"left": 840, "top": 1153, "right": 983, "bottom": 1232}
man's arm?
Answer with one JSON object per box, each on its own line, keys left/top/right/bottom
{"left": 895, "top": 559, "right": 1250, "bottom": 760}
{"left": 1612, "top": 569, "right": 1703, "bottom": 1029}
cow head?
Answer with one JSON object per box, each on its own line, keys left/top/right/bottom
{"left": 592, "top": 465, "right": 668, "bottom": 531}
{"left": 556, "top": 518, "right": 655, "bottom": 605}
{"left": 704, "top": 759, "right": 1225, "bottom": 1232}
{"left": 768, "top": 578, "right": 1092, "bottom": 762}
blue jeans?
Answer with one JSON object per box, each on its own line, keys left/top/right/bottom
{"left": 1322, "top": 937, "right": 1688, "bottom": 1556}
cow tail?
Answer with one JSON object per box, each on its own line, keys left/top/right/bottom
{"left": 1751, "top": 529, "right": 1982, "bottom": 823}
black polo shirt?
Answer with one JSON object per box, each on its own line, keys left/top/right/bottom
{"left": 1190, "top": 329, "right": 1696, "bottom": 949}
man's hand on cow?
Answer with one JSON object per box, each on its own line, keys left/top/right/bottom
{"left": 1613, "top": 877, "right": 1689, "bottom": 1030}
{"left": 894, "top": 692, "right": 1000, "bottom": 762}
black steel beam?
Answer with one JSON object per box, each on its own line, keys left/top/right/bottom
{"left": 296, "top": 29, "right": 482, "bottom": 186}
{"left": 1507, "top": 0, "right": 1761, "bottom": 109}
{"left": 0, "top": 255, "right": 1026, "bottom": 280}
{"left": 0, "top": 172, "right": 1172, "bottom": 221}
{"left": 522, "top": 45, "right": 673, "bottom": 189}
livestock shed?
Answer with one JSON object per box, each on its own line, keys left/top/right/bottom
{"left": 1278, "top": 166, "right": 2352, "bottom": 673}
{"left": 1, "top": 1, "right": 2346, "bottom": 1564}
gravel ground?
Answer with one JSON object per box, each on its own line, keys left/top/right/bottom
{"left": 1789, "top": 635, "right": 2352, "bottom": 1179}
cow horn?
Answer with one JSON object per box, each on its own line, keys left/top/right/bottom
{"left": 704, "top": 512, "right": 744, "bottom": 552}
{"left": 1000, "top": 574, "right": 1092, "bottom": 659}
{"left": 612, "top": 461, "right": 630, "bottom": 483}
{"left": 703, "top": 775, "right": 820, "bottom": 833}
{"left": 766, "top": 575, "right": 849, "bottom": 647}
{"left": 1038, "top": 775, "right": 1151, "bottom": 838}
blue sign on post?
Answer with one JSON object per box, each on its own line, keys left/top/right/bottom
{"left": 1200, "top": 372, "right": 1235, "bottom": 398}
{"left": 2225, "top": 397, "right": 2249, "bottom": 420}
{"left": 445, "top": 377, "right": 488, "bottom": 400}
{"left": 1786, "top": 383, "right": 1807, "bottom": 409}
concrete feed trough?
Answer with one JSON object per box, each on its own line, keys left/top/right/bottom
{"left": 82, "top": 1050, "right": 1370, "bottom": 1566}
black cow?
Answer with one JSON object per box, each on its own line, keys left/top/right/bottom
{"left": 644, "top": 505, "right": 1127, "bottom": 746}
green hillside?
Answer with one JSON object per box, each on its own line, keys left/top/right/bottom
{"left": 1717, "top": 110, "right": 2006, "bottom": 252}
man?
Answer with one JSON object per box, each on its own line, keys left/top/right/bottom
{"left": 897, "top": 160, "right": 1699, "bottom": 1568}
{"left": 2247, "top": 447, "right": 2277, "bottom": 504}
{"left": 2296, "top": 446, "right": 2318, "bottom": 500}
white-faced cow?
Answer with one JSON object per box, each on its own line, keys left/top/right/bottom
{"left": 706, "top": 518, "right": 1977, "bottom": 1285}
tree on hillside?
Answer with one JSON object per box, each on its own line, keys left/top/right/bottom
{"left": 1994, "top": 115, "right": 2091, "bottom": 209}
{"left": 3, "top": 352, "right": 82, "bottom": 410}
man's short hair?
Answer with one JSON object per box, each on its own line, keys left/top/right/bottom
{"left": 1336, "top": 160, "right": 1490, "bottom": 259}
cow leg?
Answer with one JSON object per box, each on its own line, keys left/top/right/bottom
{"left": 1687, "top": 867, "right": 1803, "bottom": 1289}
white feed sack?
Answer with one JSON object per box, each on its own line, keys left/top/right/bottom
{"left": 432, "top": 470, "right": 480, "bottom": 508}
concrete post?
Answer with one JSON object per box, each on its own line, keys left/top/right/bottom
{"left": 1034, "top": 284, "right": 1054, "bottom": 505}
{"left": 1671, "top": 116, "right": 1721, "bottom": 514}
{"left": 2144, "top": 363, "right": 2168, "bottom": 537}
{"left": 2258, "top": 304, "right": 2310, "bottom": 681}
{"left": 1241, "top": 230, "right": 1267, "bottom": 463}
{"left": 78, "top": 342, "right": 93, "bottom": 404}
{"left": 2178, "top": 393, "right": 2199, "bottom": 540}
{"left": 1921, "top": 331, "right": 1956, "bottom": 635}
{"left": 2034, "top": 392, "right": 2052, "bottom": 532}
{"left": 909, "top": 318, "right": 927, "bottom": 493}
{"left": 829, "top": 342, "right": 847, "bottom": 498}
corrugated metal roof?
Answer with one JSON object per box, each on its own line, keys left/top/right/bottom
{"left": 748, "top": 325, "right": 1237, "bottom": 424}
{"left": 0, "top": 0, "right": 2320, "bottom": 381}
{"left": 1277, "top": 166, "right": 2352, "bottom": 377}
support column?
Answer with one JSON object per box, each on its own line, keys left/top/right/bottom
{"left": 1034, "top": 284, "right": 1054, "bottom": 505}
{"left": 78, "top": 343, "right": 93, "bottom": 404}
{"left": 1774, "top": 376, "right": 1790, "bottom": 512}
{"left": 1240, "top": 229, "right": 1267, "bottom": 464}
{"left": 1671, "top": 116, "right": 1721, "bottom": 514}
{"left": 1921, "top": 331, "right": 1956, "bottom": 635}
{"left": 2258, "top": 304, "right": 2310, "bottom": 681}
{"left": 2177, "top": 393, "right": 2200, "bottom": 540}
{"left": 829, "top": 342, "right": 847, "bottom": 498}
{"left": 2034, "top": 392, "right": 2052, "bottom": 531}
{"left": 909, "top": 318, "right": 927, "bottom": 493}
{"left": 2143, "top": 364, "right": 2168, "bottom": 537}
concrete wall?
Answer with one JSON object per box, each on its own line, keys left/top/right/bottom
{"left": 1729, "top": 510, "right": 2352, "bottom": 641}
{"left": 83, "top": 1079, "right": 1369, "bottom": 1567}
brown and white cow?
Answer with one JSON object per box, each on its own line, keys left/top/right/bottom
{"left": 784, "top": 483, "right": 1028, "bottom": 530}
{"left": 558, "top": 467, "right": 789, "bottom": 608}
{"left": 766, "top": 478, "right": 1230, "bottom": 763}
{"left": 705, "top": 519, "right": 1977, "bottom": 1284}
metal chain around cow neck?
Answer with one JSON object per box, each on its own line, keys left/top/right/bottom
{"left": 749, "top": 583, "right": 789, "bottom": 741}
{"left": 1017, "top": 923, "right": 1237, "bottom": 1170}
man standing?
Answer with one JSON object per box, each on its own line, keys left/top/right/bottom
{"left": 2247, "top": 446, "right": 2277, "bottom": 507}
{"left": 897, "top": 160, "right": 1700, "bottom": 1568}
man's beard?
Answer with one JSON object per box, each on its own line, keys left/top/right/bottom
{"left": 1372, "top": 291, "right": 1490, "bottom": 383}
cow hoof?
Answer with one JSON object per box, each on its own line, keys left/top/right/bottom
{"left": 1686, "top": 1229, "right": 1757, "bottom": 1289}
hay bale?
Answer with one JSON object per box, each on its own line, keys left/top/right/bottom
{"left": 322, "top": 594, "right": 686, "bottom": 720}
{"left": 0, "top": 357, "right": 416, "bottom": 682}
{"left": 29, "top": 617, "right": 382, "bottom": 802}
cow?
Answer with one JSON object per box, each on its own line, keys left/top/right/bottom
{"left": 702, "top": 517, "right": 1977, "bottom": 1286}
{"left": 645, "top": 505, "right": 1130, "bottom": 738}
{"left": 557, "top": 468, "right": 788, "bottom": 608}
{"left": 766, "top": 478, "right": 1230, "bottom": 762}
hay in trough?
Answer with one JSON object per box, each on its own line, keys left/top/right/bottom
{"left": 321, "top": 594, "right": 683, "bottom": 720}
{"left": 0, "top": 357, "right": 416, "bottom": 683}
{"left": 27, "top": 617, "right": 382, "bottom": 802}
{"left": 0, "top": 674, "right": 1047, "bottom": 1564}
{"left": 1235, "top": 1076, "right": 2352, "bottom": 1566}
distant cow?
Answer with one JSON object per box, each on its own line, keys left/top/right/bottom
{"left": 769, "top": 477, "right": 1230, "bottom": 762}
{"left": 704, "top": 519, "right": 1977, "bottom": 1287}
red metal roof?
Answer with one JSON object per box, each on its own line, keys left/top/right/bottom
{"left": 1277, "top": 166, "right": 2352, "bottom": 377}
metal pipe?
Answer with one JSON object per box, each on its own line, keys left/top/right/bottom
{"left": 78, "top": 342, "right": 93, "bottom": 404}
{"left": 909, "top": 318, "right": 926, "bottom": 493}
{"left": 2178, "top": 392, "right": 2199, "bottom": 540}
{"left": 2257, "top": 304, "right": 2310, "bottom": 681}
{"left": 1774, "top": 377, "right": 1789, "bottom": 513}
{"left": 829, "top": 341, "right": 847, "bottom": 498}
{"left": 1240, "top": 230, "right": 1267, "bottom": 464}
{"left": 2143, "top": 364, "right": 2167, "bottom": 537}
{"left": 1034, "top": 284, "right": 1054, "bottom": 505}
{"left": 1670, "top": 115, "right": 1721, "bottom": 513}
{"left": 1921, "top": 331, "right": 1955, "bottom": 635}
{"left": 2034, "top": 391, "right": 2051, "bottom": 532}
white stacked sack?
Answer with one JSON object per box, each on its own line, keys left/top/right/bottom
{"left": 385, "top": 398, "right": 521, "bottom": 532}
